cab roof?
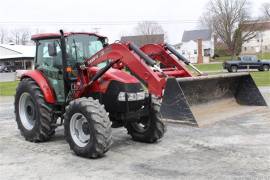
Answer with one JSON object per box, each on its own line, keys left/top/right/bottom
{"left": 31, "top": 32, "right": 106, "bottom": 41}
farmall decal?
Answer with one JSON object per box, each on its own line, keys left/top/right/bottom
{"left": 86, "top": 47, "right": 112, "bottom": 66}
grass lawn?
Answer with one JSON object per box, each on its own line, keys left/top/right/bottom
{"left": 0, "top": 81, "right": 19, "bottom": 96}
{"left": 191, "top": 63, "right": 270, "bottom": 86}
{"left": 258, "top": 52, "right": 270, "bottom": 59}
{"left": 250, "top": 71, "right": 270, "bottom": 86}
{"left": 211, "top": 53, "right": 270, "bottom": 62}
{"left": 194, "top": 63, "right": 223, "bottom": 72}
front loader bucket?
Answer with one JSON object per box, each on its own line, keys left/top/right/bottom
{"left": 160, "top": 72, "right": 267, "bottom": 127}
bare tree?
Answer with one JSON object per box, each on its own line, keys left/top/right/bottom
{"left": 135, "top": 21, "right": 164, "bottom": 35}
{"left": 21, "top": 31, "right": 31, "bottom": 45}
{"left": 9, "top": 28, "right": 31, "bottom": 45}
{"left": 261, "top": 3, "right": 270, "bottom": 19}
{"left": 200, "top": 0, "right": 256, "bottom": 56}
{"left": 133, "top": 21, "right": 165, "bottom": 45}
{"left": 0, "top": 28, "right": 7, "bottom": 44}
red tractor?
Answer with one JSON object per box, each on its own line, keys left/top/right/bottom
{"left": 15, "top": 30, "right": 169, "bottom": 158}
{"left": 15, "top": 30, "right": 267, "bottom": 158}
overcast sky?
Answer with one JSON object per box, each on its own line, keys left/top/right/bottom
{"left": 0, "top": 0, "right": 268, "bottom": 44}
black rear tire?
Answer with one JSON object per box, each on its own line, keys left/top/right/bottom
{"left": 14, "top": 78, "right": 55, "bottom": 142}
{"left": 263, "top": 65, "right": 269, "bottom": 71}
{"left": 64, "top": 97, "right": 112, "bottom": 158}
{"left": 125, "top": 97, "right": 165, "bottom": 143}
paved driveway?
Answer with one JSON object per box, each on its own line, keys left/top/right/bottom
{"left": 0, "top": 72, "right": 16, "bottom": 82}
{"left": 0, "top": 88, "right": 269, "bottom": 180}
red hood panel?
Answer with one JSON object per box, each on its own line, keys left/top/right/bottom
{"left": 88, "top": 67, "right": 139, "bottom": 84}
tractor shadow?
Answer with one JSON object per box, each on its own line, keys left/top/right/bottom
{"left": 50, "top": 127, "right": 148, "bottom": 150}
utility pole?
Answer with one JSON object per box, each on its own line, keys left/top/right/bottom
{"left": 260, "top": 32, "right": 263, "bottom": 59}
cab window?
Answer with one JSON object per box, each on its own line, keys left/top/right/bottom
{"left": 65, "top": 34, "right": 104, "bottom": 66}
{"left": 36, "top": 39, "right": 62, "bottom": 68}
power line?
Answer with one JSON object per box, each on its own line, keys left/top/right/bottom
{"left": 0, "top": 20, "right": 199, "bottom": 26}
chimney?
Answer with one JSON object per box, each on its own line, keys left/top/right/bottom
{"left": 197, "top": 39, "right": 203, "bottom": 64}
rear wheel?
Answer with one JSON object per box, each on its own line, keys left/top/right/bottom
{"left": 263, "top": 65, "right": 269, "bottom": 71}
{"left": 15, "top": 78, "right": 55, "bottom": 142}
{"left": 64, "top": 97, "right": 112, "bottom": 158}
{"left": 125, "top": 97, "right": 165, "bottom": 143}
{"left": 230, "top": 66, "right": 238, "bottom": 73}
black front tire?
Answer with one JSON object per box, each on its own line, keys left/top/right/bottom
{"left": 15, "top": 78, "right": 55, "bottom": 142}
{"left": 125, "top": 98, "right": 165, "bottom": 143}
{"left": 64, "top": 97, "right": 112, "bottom": 158}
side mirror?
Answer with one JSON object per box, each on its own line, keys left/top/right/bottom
{"left": 48, "top": 43, "right": 57, "bottom": 57}
{"left": 101, "top": 37, "right": 109, "bottom": 47}
{"left": 103, "top": 43, "right": 109, "bottom": 47}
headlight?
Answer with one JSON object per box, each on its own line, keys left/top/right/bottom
{"left": 117, "top": 91, "right": 147, "bottom": 101}
{"left": 136, "top": 92, "right": 145, "bottom": 100}
{"left": 118, "top": 92, "right": 126, "bottom": 101}
{"left": 127, "top": 93, "right": 137, "bottom": 101}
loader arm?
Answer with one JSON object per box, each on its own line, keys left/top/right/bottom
{"left": 141, "top": 43, "right": 205, "bottom": 76}
{"left": 84, "top": 42, "right": 166, "bottom": 97}
{"left": 140, "top": 44, "right": 192, "bottom": 77}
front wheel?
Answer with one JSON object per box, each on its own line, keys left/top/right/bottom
{"left": 64, "top": 97, "right": 112, "bottom": 158}
{"left": 125, "top": 98, "right": 165, "bottom": 143}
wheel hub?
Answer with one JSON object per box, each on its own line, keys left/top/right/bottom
{"left": 70, "top": 113, "right": 90, "bottom": 147}
{"left": 82, "top": 122, "right": 90, "bottom": 134}
{"left": 131, "top": 116, "right": 151, "bottom": 133}
{"left": 18, "top": 92, "right": 36, "bottom": 130}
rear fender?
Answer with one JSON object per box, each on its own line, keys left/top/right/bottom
{"left": 21, "top": 70, "right": 56, "bottom": 104}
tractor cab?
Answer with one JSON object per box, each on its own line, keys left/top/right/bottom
{"left": 31, "top": 33, "right": 109, "bottom": 103}
{"left": 32, "top": 32, "right": 108, "bottom": 68}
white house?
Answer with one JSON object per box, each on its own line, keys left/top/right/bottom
{"left": 242, "top": 20, "right": 270, "bottom": 55}
{"left": 178, "top": 29, "right": 214, "bottom": 64}
{"left": 0, "top": 44, "right": 35, "bottom": 70}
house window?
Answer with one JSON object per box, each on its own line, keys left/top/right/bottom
{"left": 266, "top": 46, "right": 268, "bottom": 50}
{"left": 244, "top": 47, "right": 247, "bottom": 51}
{"left": 194, "top": 50, "right": 197, "bottom": 54}
{"left": 203, "top": 48, "right": 210, "bottom": 57}
{"left": 182, "top": 50, "right": 185, "bottom": 55}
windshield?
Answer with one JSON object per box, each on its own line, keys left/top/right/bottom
{"left": 65, "top": 34, "right": 104, "bottom": 65}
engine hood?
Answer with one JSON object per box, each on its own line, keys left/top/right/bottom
{"left": 88, "top": 67, "right": 140, "bottom": 84}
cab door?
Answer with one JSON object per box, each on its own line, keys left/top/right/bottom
{"left": 35, "top": 39, "right": 65, "bottom": 103}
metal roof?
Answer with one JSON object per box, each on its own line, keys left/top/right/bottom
{"left": 31, "top": 32, "right": 106, "bottom": 40}
{"left": 181, "top": 29, "right": 211, "bottom": 42}
{"left": 0, "top": 44, "right": 35, "bottom": 60}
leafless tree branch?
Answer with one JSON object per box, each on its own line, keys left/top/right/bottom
{"left": 200, "top": 0, "right": 255, "bottom": 56}
{"left": 261, "top": 3, "right": 270, "bottom": 19}
{"left": 8, "top": 28, "right": 31, "bottom": 45}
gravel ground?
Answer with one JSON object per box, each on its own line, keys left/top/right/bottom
{"left": 0, "top": 88, "right": 269, "bottom": 180}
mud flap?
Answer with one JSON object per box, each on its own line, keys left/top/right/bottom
{"left": 160, "top": 73, "right": 267, "bottom": 127}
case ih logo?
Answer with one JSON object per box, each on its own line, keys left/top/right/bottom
{"left": 86, "top": 47, "right": 112, "bottom": 66}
